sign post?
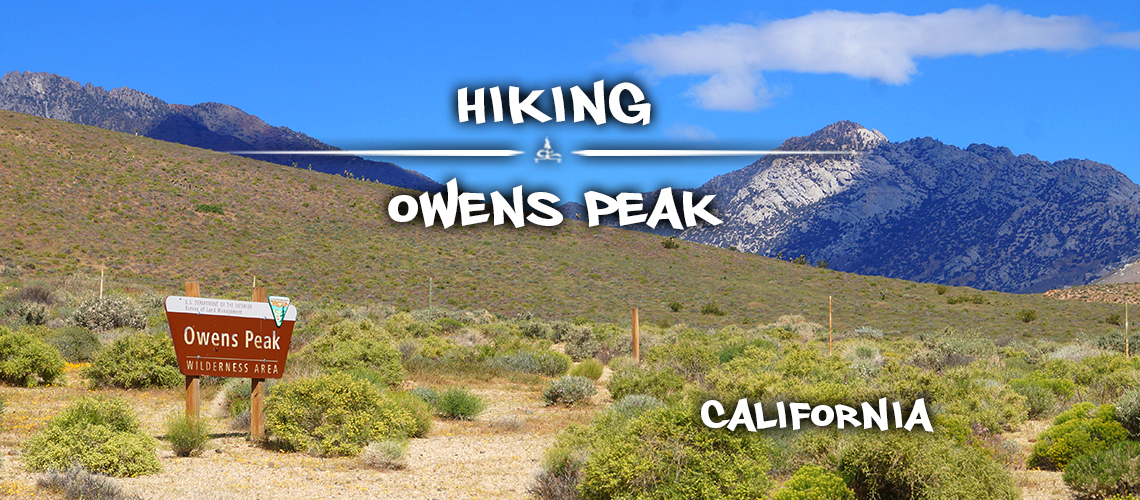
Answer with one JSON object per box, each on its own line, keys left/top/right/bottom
{"left": 165, "top": 289, "right": 296, "bottom": 440}
{"left": 184, "top": 282, "right": 201, "bottom": 417}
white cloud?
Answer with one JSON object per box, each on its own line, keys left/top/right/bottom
{"left": 667, "top": 124, "right": 717, "bottom": 141}
{"left": 620, "top": 5, "right": 1140, "bottom": 111}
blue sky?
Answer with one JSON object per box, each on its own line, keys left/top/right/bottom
{"left": 6, "top": 1, "right": 1140, "bottom": 202}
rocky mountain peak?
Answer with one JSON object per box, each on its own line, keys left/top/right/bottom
{"left": 778, "top": 120, "right": 888, "bottom": 152}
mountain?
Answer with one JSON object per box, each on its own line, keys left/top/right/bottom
{"left": 0, "top": 71, "right": 442, "bottom": 192}
{"left": 673, "top": 121, "right": 1140, "bottom": 293}
{"left": 0, "top": 109, "right": 1124, "bottom": 335}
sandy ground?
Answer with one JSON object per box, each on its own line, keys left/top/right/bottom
{"left": 0, "top": 377, "right": 596, "bottom": 500}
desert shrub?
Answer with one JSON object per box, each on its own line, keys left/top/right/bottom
{"left": 360, "top": 439, "right": 408, "bottom": 470}
{"left": 36, "top": 465, "right": 140, "bottom": 500}
{"left": 700, "top": 301, "right": 726, "bottom": 316}
{"left": 607, "top": 367, "right": 685, "bottom": 401}
{"left": 265, "top": 372, "right": 414, "bottom": 456}
{"left": 613, "top": 331, "right": 660, "bottom": 358}
{"left": 298, "top": 321, "right": 404, "bottom": 388}
{"left": 579, "top": 405, "right": 773, "bottom": 499}
{"left": 0, "top": 326, "right": 65, "bottom": 386}
{"left": 561, "top": 323, "right": 601, "bottom": 360}
{"left": 667, "top": 301, "right": 683, "bottom": 312}
{"left": 935, "top": 284, "right": 948, "bottom": 295}
{"left": 774, "top": 465, "right": 854, "bottom": 500}
{"left": 913, "top": 328, "right": 994, "bottom": 371}
{"left": 647, "top": 340, "right": 719, "bottom": 382}
{"left": 1029, "top": 403, "right": 1129, "bottom": 470}
{"left": 1062, "top": 440, "right": 1140, "bottom": 500}
{"left": 947, "top": 293, "right": 986, "bottom": 305}
{"left": 839, "top": 433, "right": 1018, "bottom": 500}
{"left": 487, "top": 350, "right": 570, "bottom": 377}
{"left": 1017, "top": 309, "right": 1038, "bottom": 323}
{"left": 569, "top": 358, "right": 604, "bottom": 380}
{"left": 83, "top": 333, "right": 180, "bottom": 389}
{"left": 194, "top": 203, "right": 224, "bottom": 215}
{"left": 1107, "top": 314, "right": 1124, "bottom": 326}
{"left": 543, "top": 376, "right": 596, "bottom": 406}
{"left": 71, "top": 297, "right": 145, "bottom": 331}
{"left": 165, "top": 412, "right": 210, "bottom": 457}
{"left": 716, "top": 338, "right": 777, "bottom": 363}
{"left": 12, "top": 301, "right": 47, "bottom": 325}
{"left": 410, "top": 386, "right": 440, "bottom": 408}
{"left": 609, "top": 394, "right": 663, "bottom": 419}
{"left": 528, "top": 467, "right": 582, "bottom": 500}
{"left": 661, "top": 237, "right": 681, "bottom": 249}
{"left": 1116, "top": 388, "right": 1140, "bottom": 438}
{"left": 436, "top": 387, "right": 485, "bottom": 420}
{"left": 520, "top": 320, "right": 555, "bottom": 340}
{"left": 1096, "top": 330, "right": 1131, "bottom": 354}
{"left": 851, "top": 325, "right": 885, "bottom": 339}
{"left": 23, "top": 396, "right": 160, "bottom": 477}
{"left": 386, "top": 391, "right": 432, "bottom": 438}
{"left": 11, "top": 284, "right": 55, "bottom": 305}
{"left": 44, "top": 326, "right": 102, "bottom": 362}
{"left": 1011, "top": 375, "right": 1074, "bottom": 418}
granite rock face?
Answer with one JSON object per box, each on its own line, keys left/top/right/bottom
{"left": 0, "top": 71, "right": 442, "bottom": 192}
{"left": 680, "top": 121, "right": 1140, "bottom": 293}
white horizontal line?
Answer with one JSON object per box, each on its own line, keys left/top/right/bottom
{"left": 230, "top": 150, "right": 524, "bottom": 157}
{"left": 571, "top": 150, "right": 857, "bottom": 157}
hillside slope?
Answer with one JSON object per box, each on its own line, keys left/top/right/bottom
{"left": 0, "top": 110, "right": 1126, "bottom": 337}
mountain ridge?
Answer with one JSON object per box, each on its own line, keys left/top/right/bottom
{"left": 0, "top": 71, "right": 442, "bottom": 192}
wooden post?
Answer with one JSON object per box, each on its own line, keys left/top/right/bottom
{"left": 251, "top": 378, "right": 266, "bottom": 441}
{"left": 1126, "top": 302, "right": 1130, "bottom": 359}
{"left": 829, "top": 296, "right": 833, "bottom": 356}
{"left": 184, "top": 281, "right": 200, "bottom": 418}
{"left": 251, "top": 286, "right": 267, "bottom": 440}
{"left": 99, "top": 269, "right": 105, "bottom": 300}
{"left": 632, "top": 308, "right": 640, "bottom": 365}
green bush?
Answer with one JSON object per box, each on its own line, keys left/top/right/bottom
{"left": 569, "top": 358, "right": 604, "bottom": 380}
{"left": 436, "top": 387, "right": 485, "bottom": 420}
{"left": 45, "top": 326, "right": 103, "bottom": 362}
{"left": 194, "top": 203, "right": 224, "bottom": 215}
{"left": 13, "top": 301, "right": 47, "bottom": 325}
{"left": 165, "top": 412, "right": 210, "bottom": 457}
{"left": 265, "top": 372, "right": 414, "bottom": 456}
{"left": 668, "top": 301, "right": 683, "bottom": 312}
{"left": 543, "top": 376, "right": 597, "bottom": 406}
{"left": 947, "top": 293, "right": 986, "bottom": 305}
{"left": 410, "top": 386, "right": 440, "bottom": 408}
{"left": 1029, "top": 403, "right": 1129, "bottom": 470}
{"left": 0, "top": 326, "right": 65, "bottom": 386}
{"left": 609, "top": 394, "right": 664, "bottom": 419}
{"left": 561, "top": 323, "right": 602, "bottom": 360}
{"left": 386, "top": 391, "right": 432, "bottom": 438}
{"left": 297, "top": 321, "right": 405, "bottom": 388}
{"left": 83, "top": 333, "right": 181, "bottom": 389}
{"left": 1062, "top": 440, "right": 1140, "bottom": 500}
{"left": 1118, "top": 388, "right": 1140, "bottom": 438}
{"left": 774, "top": 465, "right": 854, "bottom": 500}
{"left": 36, "top": 465, "right": 141, "bottom": 500}
{"left": 661, "top": 237, "right": 681, "bottom": 249}
{"left": 23, "top": 396, "right": 160, "bottom": 477}
{"left": 607, "top": 367, "right": 685, "bottom": 401}
{"left": 700, "top": 301, "right": 726, "bottom": 316}
{"left": 935, "top": 284, "right": 949, "bottom": 295}
{"left": 487, "top": 350, "right": 570, "bottom": 377}
{"left": 71, "top": 297, "right": 146, "bottom": 331}
{"left": 1017, "top": 309, "right": 1038, "bottom": 323}
{"left": 579, "top": 405, "right": 773, "bottom": 499}
{"left": 839, "top": 433, "right": 1018, "bottom": 500}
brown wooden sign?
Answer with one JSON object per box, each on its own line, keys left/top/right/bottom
{"left": 165, "top": 296, "right": 296, "bottom": 379}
